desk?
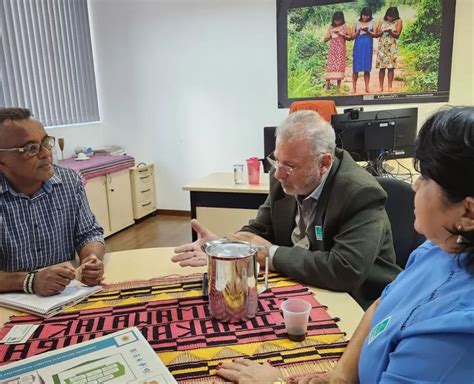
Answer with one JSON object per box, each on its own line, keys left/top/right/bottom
{"left": 0, "top": 248, "right": 364, "bottom": 381}
{"left": 0, "top": 248, "right": 363, "bottom": 337}
{"left": 364, "top": 158, "right": 419, "bottom": 182}
{"left": 183, "top": 172, "right": 270, "bottom": 240}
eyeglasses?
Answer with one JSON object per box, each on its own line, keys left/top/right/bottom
{"left": 266, "top": 156, "right": 298, "bottom": 175}
{"left": 0, "top": 136, "right": 55, "bottom": 157}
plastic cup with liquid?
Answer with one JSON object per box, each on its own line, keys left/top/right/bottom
{"left": 233, "top": 164, "right": 244, "bottom": 184}
{"left": 281, "top": 298, "right": 312, "bottom": 341}
{"left": 246, "top": 157, "right": 260, "bottom": 185}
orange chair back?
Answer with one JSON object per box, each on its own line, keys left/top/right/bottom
{"left": 289, "top": 100, "right": 337, "bottom": 123}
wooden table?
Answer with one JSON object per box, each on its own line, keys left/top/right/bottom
{"left": 0, "top": 247, "right": 364, "bottom": 338}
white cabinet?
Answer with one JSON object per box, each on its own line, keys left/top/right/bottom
{"left": 130, "top": 163, "right": 156, "bottom": 219}
{"left": 85, "top": 169, "right": 135, "bottom": 237}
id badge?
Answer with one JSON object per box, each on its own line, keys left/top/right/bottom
{"left": 315, "top": 226, "right": 323, "bottom": 241}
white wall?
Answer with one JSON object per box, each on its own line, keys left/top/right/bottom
{"left": 55, "top": 0, "right": 473, "bottom": 211}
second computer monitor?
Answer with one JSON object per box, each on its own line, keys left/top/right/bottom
{"left": 331, "top": 107, "right": 418, "bottom": 162}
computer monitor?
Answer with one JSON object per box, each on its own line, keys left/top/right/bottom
{"left": 263, "top": 126, "right": 277, "bottom": 173}
{"left": 331, "top": 107, "right": 418, "bottom": 163}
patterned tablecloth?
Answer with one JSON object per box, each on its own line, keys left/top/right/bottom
{"left": 0, "top": 273, "right": 347, "bottom": 383}
{"left": 58, "top": 154, "right": 135, "bottom": 183}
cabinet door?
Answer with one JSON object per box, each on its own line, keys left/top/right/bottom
{"left": 85, "top": 177, "right": 111, "bottom": 237}
{"left": 107, "top": 170, "right": 135, "bottom": 233}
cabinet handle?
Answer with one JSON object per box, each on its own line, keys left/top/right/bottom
{"left": 142, "top": 202, "right": 152, "bottom": 207}
{"left": 141, "top": 188, "right": 151, "bottom": 193}
{"left": 140, "top": 175, "right": 150, "bottom": 180}
{"left": 138, "top": 169, "right": 148, "bottom": 173}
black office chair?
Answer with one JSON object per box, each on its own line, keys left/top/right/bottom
{"left": 376, "top": 177, "right": 425, "bottom": 269}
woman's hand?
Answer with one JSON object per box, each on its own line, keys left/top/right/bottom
{"left": 216, "top": 358, "right": 283, "bottom": 384}
{"left": 293, "top": 368, "right": 352, "bottom": 384}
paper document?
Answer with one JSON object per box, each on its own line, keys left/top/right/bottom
{"left": 0, "top": 324, "right": 39, "bottom": 344}
{"left": 0, "top": 327, "right": 177, "bottom": 383}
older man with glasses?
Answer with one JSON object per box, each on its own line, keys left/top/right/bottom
{"left": 0, "top": 107, "right": 104, "bottom": 296}
{"left": 174, "top": 110, "right": 401, "bottom": 308}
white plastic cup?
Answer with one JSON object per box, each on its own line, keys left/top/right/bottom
{"left": 233, "top": 164, "right": 244, "bottom": 184}
{"left": 281, "top": 298, "right": 312, "bottom": 341}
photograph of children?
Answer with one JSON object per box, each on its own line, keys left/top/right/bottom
{"left": 287, "top": 0, "right": 443, "bottom": 98}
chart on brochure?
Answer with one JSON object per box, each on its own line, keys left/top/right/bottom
{"left": 0, "top": 327, "right": 177, "bottom": 384}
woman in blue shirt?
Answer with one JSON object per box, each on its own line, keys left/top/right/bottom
{"left": 216, "top": 106, "right": 474, "bottom": 383}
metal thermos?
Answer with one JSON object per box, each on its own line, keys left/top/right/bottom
{"left": 202, "top": 240, "right": 269, "bottom": 323}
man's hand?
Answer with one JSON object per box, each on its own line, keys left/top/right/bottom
{"left": 230, "top": 231, "right": 272, "bottom": 267}
{"left": 33, "top": 265, "right": 76, "bottom": 296}
{"left": 79, "top": 254, "right": 104, "bottom": 286}
{"left": 216, "top": 358, "right": 283, "bottom": 384}
{"left": 172, "top": 219, "right": 219, "bottom": 267}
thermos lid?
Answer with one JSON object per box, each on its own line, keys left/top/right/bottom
{"left": 202, "top": 239, "right": 257, "bottom": 259}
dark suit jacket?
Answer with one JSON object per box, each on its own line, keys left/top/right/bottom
{"left": 241, "top": 149, "right": 401, "bottom": 308}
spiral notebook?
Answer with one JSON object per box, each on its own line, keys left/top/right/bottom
{"left": 0, "top": 280, "right": 102, "bottom": 318}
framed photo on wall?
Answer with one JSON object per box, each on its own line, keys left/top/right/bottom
{"left": 277, "top": 0, "right": 456, "bottom": 107}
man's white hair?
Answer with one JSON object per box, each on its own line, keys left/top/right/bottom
{"left": 276, "top": 110, "right": 336, "bottom": 156}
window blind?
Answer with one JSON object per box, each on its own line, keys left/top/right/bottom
{"left": 0, "top": 0, "right": 99, "bottom": 127}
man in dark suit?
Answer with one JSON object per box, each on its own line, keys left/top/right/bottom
{"left": 173, "top": 110, "right": 401, "bottom": 308}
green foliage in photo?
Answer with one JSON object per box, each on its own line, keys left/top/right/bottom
{"left": 288, "top": 3, "right": 358, "bottom": 97}
{"left": 399, "top": 0, "right": 442, "bottom": 92}
{"left": 286, "top": 0, "right": 443, "bottom": 98}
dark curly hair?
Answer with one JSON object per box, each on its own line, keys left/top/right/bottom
{"left": 415, "top": 106, "right": 474, "bottom": 271}
{"left": 0, "top": 107, "right": 32, "bottom": 127}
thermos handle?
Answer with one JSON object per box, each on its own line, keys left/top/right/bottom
{"left": 258, "top": 253, "right": 269, "bottom": 294}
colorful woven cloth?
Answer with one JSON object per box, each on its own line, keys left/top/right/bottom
{"left": 58, "top": 154, "right": 135, "bottom": 183}
{"left": 0, "top": 274, "right": 347, "bottom": 382}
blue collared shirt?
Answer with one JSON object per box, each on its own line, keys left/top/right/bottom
{"left": 291, "top": 162, "right": 332, "bottom": 245}
{"left": 0, "top": 165, "right": 104, "bottom": 272}
{"left": 359, "top": 241, "right": 474, "bottom": 382}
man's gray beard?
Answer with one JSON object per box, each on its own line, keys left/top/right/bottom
{"left": 282, "top": 173, "right": 318, "bottom": 197}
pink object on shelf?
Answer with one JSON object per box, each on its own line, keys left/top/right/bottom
{"left": 246, "top": 157, "right": 260, "bottom": 185}
{"left": 58, "top": 154, "right": 135, "bottom": 184}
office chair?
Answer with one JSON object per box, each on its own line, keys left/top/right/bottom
{"left": 263, "top": 100, "right": 338, "bottom": 172}
{"left": 376, "top": 177, "right": 425, "bottom": 269}
{"left": 289, "top": 100, "right": 337, "bottom": 123}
